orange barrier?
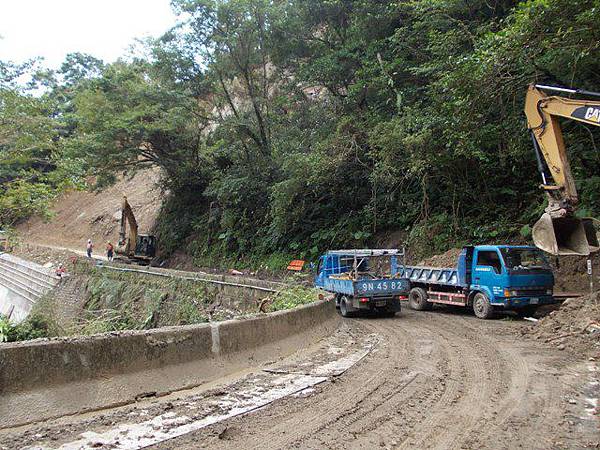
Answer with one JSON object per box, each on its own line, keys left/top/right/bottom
{"left": 287, "top": 260, "right": 305, "bottom": 271}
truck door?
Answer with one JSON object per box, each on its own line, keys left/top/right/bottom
{"left": 314, "top": 256, "right": 325, "bottom": 288}
{"left": 473, "top": 249, "right": 504, "bottom": 303}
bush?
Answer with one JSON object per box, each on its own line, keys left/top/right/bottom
{"left": 0, "top": 313, "right": 53, "bottom": 342}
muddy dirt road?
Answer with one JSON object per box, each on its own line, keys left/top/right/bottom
{"left": 159, "top": 309, "right": 598, "bottom": 450}
{"left": 2, "top": 309, "right": 598, "bottom": 450}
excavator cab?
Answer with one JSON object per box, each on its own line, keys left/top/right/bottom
{"left": 533, "top": 214, "right": 599, "bottom": 256}
{"left": 135, "top": 234, "right": 157, "bottom": 259}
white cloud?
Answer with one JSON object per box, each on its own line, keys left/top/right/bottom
{"left": 0, "top": 0, "right": 177, "bottom": 68}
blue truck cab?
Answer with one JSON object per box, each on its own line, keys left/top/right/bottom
{"left": 397, "top": 245, "right": 556, "bottom": 319}
{"left": 314, "top": 249, "right": 410, "bottom": 318}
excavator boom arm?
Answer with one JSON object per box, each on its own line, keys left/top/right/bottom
{"left": 119, "top": 196, "right": 138, "bottom": 255}
{"left": 524, "top": 84, "right": 600, "bottom": 255}
{"left": 524, "top": 85, "right": 600, "bottom": 205}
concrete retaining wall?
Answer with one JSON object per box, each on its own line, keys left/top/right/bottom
{"left": 0, "top": 297, "right": 338, "bottom": 428}
{"left": 97, "top": 263, "right": 283, "bottom": 306}
{"left": 0, "top": 253, "right": 59, "bottom": 322}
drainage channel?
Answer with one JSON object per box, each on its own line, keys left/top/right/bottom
{"left": 18, "top": 325, "right": 376, "bottom": 450}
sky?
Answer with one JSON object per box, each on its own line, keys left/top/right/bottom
{"left": 0, "top": 0, "right": 178, "bottom": 69}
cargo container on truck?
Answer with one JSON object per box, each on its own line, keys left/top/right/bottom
{"left": 314, "top": 249, "right": 410, "bottom": 317}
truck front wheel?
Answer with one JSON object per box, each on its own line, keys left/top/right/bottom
{"left": 473, "top": 292, "right": 495, "bottom": 319}
{"left": 409, "top": 287, "right": 432, "bottom": 311}
{"left": 339, "top": 295, "right": 355, "bottom": 318}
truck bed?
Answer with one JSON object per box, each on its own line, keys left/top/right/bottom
{"left": 323, "top": 277, "right": 409, "bottom": 297}
{"left": 396, "top": 266, "right": 466, "bottom": 288}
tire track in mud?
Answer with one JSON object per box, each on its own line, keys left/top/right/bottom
{"left": 157, "top": 309, "right": 583, "bottom": 450}
{"left": 396, "top": 315, "right": 501, "bottom": 450}
{"left": 280, "top": 318, "right": 442, "bottom": 449}
{"left": 229, "top": 318, "right": 432, "bottom": 449}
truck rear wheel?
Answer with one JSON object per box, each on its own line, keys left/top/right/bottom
{"left": 473, "top": 292, "right": 495, "bottom": 319}
{"left": 334, "top": 294, "right": 341, "bottom": 309}
{"left": 408, "top": 287, "right": 432, "bottom": 311}
{"left": 339, "top": 295, "right": 355, "bottom": 318}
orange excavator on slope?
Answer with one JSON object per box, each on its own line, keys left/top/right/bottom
{"left": 524, "top": 84, "right": 600, "bottom": 256}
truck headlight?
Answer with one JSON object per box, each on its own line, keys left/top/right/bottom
{"left": 504, "top": 289, "right": 519, "bottom": 297}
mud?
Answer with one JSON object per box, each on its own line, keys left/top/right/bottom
{"left": 2, "top": 309, "right": 598, "bottom": 450}
{"left": 524, "top": 290, "right": 600, "bottom": 357}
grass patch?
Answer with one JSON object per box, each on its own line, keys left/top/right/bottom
{"left": 266, "top": 285, "right": 320, "bottom": 312}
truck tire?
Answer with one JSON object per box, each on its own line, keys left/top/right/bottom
{"left": 339, "top": 295, "right": 355, "bottom": 318}
{"left": 473, "top": 292, "right": 495, "bottom": 319}
{"left": 408, "top": 287, "right": 432, "bottom": 311}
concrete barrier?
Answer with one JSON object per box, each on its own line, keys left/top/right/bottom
{"left": 97, "top": 263, "right": 284, "bottom": 306}
{"left": 0, "top": 297, "right": 338, "bottom": 428}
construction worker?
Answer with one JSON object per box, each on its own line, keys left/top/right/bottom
{"left": 106, "top": 241, "right": 114, "bottom": 261}
{"left": 86, "top": 239, "right": 93, "bottom": 258}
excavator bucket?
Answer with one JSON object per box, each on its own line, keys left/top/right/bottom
{"left": 532, "top": 213, "right": 600, "bottom": 256}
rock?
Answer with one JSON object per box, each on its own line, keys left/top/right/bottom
{"left": 557, "top": 344, "right": 566, "bottom": 350}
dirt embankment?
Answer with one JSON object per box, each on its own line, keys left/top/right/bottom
{"left": 17, "top": 168, "right": 163, "bottom": 252}
{"left": 525, "top": 291, "right": 600, "bottom": 356}
{"left": 551, "top": 253, "right": 600, "bottom": 293}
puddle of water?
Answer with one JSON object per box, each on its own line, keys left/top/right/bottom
{"left": 579, "top": 362, "right": 599, "bottom": 420}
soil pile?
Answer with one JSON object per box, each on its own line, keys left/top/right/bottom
{"left": 417, "top": 248, "right": 463, "bottom": 267}
{"left": 525, "top": 290, "right": 600, "bottom": 356}
{"left": 551, "top": 254, "right": 600, "bottom": 293}
{"left": 17, "top": 168, "right": 163, "bottom": 251}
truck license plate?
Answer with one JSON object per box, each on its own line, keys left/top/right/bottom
{"left": 376, "top": 300, "right": 386, "bottom": 307}
{"left": 530, "top": 298, "right": 539, "bottom": 304}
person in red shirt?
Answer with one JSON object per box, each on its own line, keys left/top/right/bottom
{"left": 106, "top": 242, "right": 114, "bottom": 261}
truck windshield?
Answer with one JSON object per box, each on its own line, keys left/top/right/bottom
{"left": 500, "top": 248, "right": 551, "bottom": 272}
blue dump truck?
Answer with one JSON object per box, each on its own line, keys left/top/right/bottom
{"left": 314, "top": 249, "right": 410, "bottom": 317}
{"left": 397, "top": 245, "right": 556, "bottom": 319}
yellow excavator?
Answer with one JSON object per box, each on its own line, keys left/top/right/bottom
{"left": 115, "top": 196, "right": 157, "bottom": 263}
{"left": 524, "top": 84, "right": 600, "bottom": 256}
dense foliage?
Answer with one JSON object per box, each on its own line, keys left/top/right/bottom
{"left": 2, "top": 0, "right": 599, "bottom": 261}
